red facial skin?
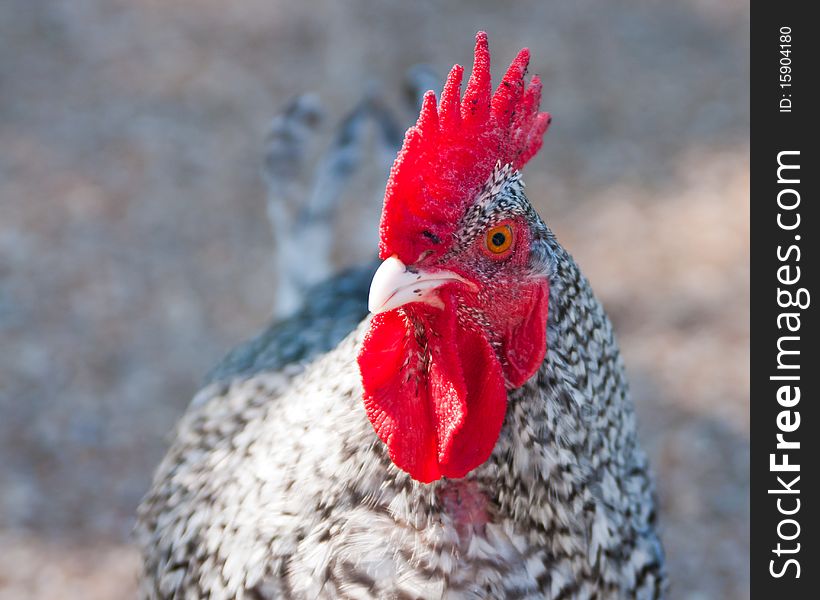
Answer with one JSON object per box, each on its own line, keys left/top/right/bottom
{"left": 358, "top": 218, "right": 549, "bottom": 483}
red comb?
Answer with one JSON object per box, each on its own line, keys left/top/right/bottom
{"left": 378, "top": 31, "right": 551, "bottom": 263}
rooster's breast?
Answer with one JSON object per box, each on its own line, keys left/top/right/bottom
{"left": 137, "top": 321, "right": 568, "bottom": 599}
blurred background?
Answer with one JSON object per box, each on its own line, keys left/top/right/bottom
{"left": 0, "top": 1, "right": 748, "bottom": 598}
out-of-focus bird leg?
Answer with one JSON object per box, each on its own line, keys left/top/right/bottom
{"left": 265, "top": 92, "right": 393, "bottom": 318}
{"left": 275, "top": 99, "right": 372, "bottom": 317}
{"left": 265, "top": 68, "right": 439, "bottom": 320}
{"left": 264, "top": 94, "right": 325, "bottom": 318}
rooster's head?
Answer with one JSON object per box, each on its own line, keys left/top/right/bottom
{"left": 358, "top": 32, "right": 552, "bottom": 483}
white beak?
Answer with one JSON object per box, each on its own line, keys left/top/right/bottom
{"left": 368, "top": 255, "right": 475, "bottom": 314}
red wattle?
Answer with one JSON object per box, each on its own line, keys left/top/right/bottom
{"left": 440, "top": 322, "right": 507, "bottom": 478}
{"left": 357, "top": 310, "right": 440, "bottom": 482}
{"left": 358, "top": 297, "right": 508, "bottom": 483}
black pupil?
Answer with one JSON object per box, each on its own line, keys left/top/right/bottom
{"left": 491, "top": 231, "right": 507, "bottom": 247}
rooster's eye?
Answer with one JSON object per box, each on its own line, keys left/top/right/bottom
{"left": 485, "top": 224, "right": 514, "bottom": 255}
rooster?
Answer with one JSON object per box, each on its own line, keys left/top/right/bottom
{"left": 137, "top": 32, "right": 666, "bottom": 599}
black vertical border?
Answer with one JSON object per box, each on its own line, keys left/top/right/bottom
{"left": 750, "top": 2, "right": 817, "bottom": 597}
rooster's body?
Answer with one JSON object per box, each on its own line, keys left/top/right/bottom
{"left": 137, "top": 33, "right": 665, "bottom": 599}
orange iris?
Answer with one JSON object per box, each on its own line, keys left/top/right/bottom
{"left": 485, "top": 224, "right": 514, "bottom": 255}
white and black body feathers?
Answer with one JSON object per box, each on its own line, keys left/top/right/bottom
{"left": 137, "top": 178, "right": 665, "bottom": 600}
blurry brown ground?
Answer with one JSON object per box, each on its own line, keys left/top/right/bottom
{"left": 0, "top": 1, "right": 748, "bottom": 598}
